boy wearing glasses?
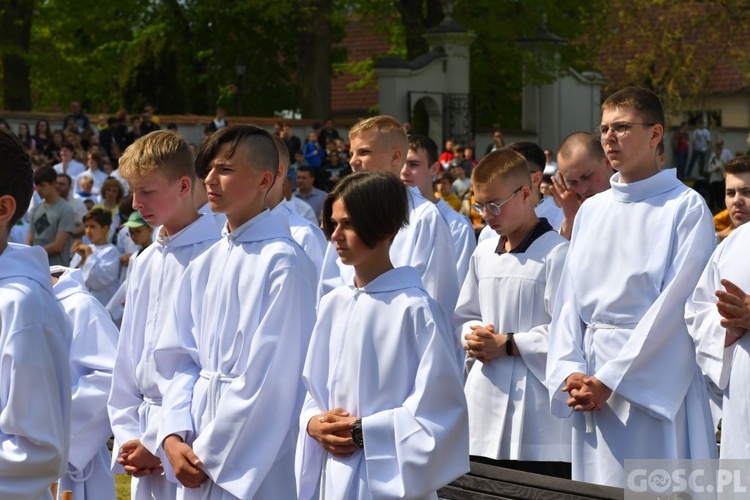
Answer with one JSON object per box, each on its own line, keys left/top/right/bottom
{"left": 546, "top": 87, "right": 717, "bottom": 487}
{"left": 455, "top": 147, "right": 571, "bottom": 478}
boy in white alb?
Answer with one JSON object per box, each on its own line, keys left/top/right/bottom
{"left": 154, "top": 125, "right": 317, "bottom": 499}
{"left": 70, "top": 207, "right": 120, "bottom": 305}
{"left": 51, "top": 265, "right": 118, "bottom": 499}
{"left": 687, "top": 222, "right": 750, "bottom": 458}
{"left": 318, "top": 116, "right": 460, "bottom": 348}
{"left": 269, "top": 134, "right": 326, "bottom": 274}
{"left": 107, "top": 130, "right": 220, "bottom": 499}
{"left": 0, "top": 128, "right": 71, "bottom": 499}
{"left": 455, "top": 148, "right": 571, "bottom": 478}
{"left": 546, "top": 87, "right": 717, "bottom": 487}
{"left": 297, "top": 171, "right": 468, "bottom": 499}
{"left": 400, "top": 134, "right": 476, "bottom": 286}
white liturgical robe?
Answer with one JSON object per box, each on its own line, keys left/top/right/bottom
{"left": 686, "top": 223, "right": 750, "bottom": 458}
{"left": 436, "top": 198, "right": 476, "bottom": 285}
{"left": 155, "top": 209, "right": 317, "bottom": 500}
{"left": 52, "top": 267, "right": 118, "bottom": 499}
{"left": 456, "top": 226, "right": 570, "bottom": 462}
{"left": 318, "top": 187, "right": 460, "bottom": 350}
{"left": 297, "top": 266, "right": 469, "bottom": 500}
{"left": 0, "top": 243, "right": 71, "bottom": 500}
{"left": 70, "top": 243, "right": 120, "bottom": 306}
{"left": 107, "top": 213, "right": 220, "bottom": 498}
{"left": 272, "top": 198, "right": 326, "bottom": 275}
{"left": 547, "top": 169, "right": 718, "bottom": 487}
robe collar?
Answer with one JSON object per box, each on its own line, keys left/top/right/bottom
{"left": 223, "top": 208, "right": 293, "bottom": 244}
{"left": 495, "top": 218, "right": 553, "bottom": 255}
{"left": 156, "top": 213, "right": 220, "bottom": 248}
{"left": 352, "top": 266, "right": 424, "bottom": 294}
{"left": 0, "top": 243, "right": 56, "bottom": 295}
{"left": 50, "top": 266, "right": 88, "bottom": 301}
{"left": 610, "top": 168, "right": 682, "bottom": 203}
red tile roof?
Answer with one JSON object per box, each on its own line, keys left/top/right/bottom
{"left": 331, "top": 17, "right": 391, "bottom": 115}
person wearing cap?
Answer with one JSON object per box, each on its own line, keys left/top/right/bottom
{"left": 123, "top": 211, "right": 153, "bottom": 260}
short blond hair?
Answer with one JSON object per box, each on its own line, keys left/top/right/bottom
{"left": 349, "top": 115, "right": 408, "bottom": 154}
{"left": 472, "top": 148, "right": 530, "bottom": 188}
{"left": 119, "top": 130, "right": 195, "bottom": 183}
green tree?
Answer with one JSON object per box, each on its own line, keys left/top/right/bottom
{"left": 0, "top": 0, "right": 35, "bottom": 110}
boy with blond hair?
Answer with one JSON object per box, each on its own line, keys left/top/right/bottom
{"left": 154, "top": 125, "right": 317, "bottom": 499}
{"left": 456, "top": 148, "right": 571, "bottom": 478}
{"left": 107, "top": 130, "right": 221, "bottom": 499}
{"left": 319, "top": 116, "right": 460, "bottom": 354}
{"left": 0, "top": 128, "right": 71, "bottom": 498}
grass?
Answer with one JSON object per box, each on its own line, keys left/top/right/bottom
{"left": 115, "top": 474, "right": 130, "bottom": 499}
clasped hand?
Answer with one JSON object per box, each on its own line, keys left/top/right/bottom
{"left": 563, "top": 372, "right": 611, "bottom": 412}
{"left": 307, "top": 407, "right": 358, "bottom": 458}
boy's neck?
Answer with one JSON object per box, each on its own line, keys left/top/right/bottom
{"left": 44, "top": 191, "right": 60, "bottom": 205}
{"left": 90, "top": 238, "right": 108, "bottom": 246}
{"left": 618, "top": 163, "right": 660, "bottom": 184}
{"left": 418, "top": 184, "right": 438, "bottom": 203}
{"left": 162, "top": 203, "right": 201, "bottom": 237}
{"left": 226, "top": 204, "right": 265, "bottom": 233}
{"left": 505, "top": 212, "right": 541, "bottom": 251}
{"left": 354, "top": 247, "right": 393, "bottom": 288}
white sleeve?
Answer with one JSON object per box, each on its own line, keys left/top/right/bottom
{"left": 68, "top": 304, "right": 118, "bottom": 470}
{"left": 81, "top": 246, "right": 120, "bottom": 291}
{"left": 362, "top": 317, "right": 469, "bottom": 498}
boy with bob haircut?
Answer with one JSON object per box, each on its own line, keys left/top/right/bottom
{"left": 319, "top": 115, "right": 460, "bottom": 359}
{"left": 546, "top": 87, "right": 717, "bottom": 487}
{"left": 455, "top": 148, "right": 571, "bottom": 477}
{"left": 154, "top": 125, "right": 317, "bottom": 499}
{"left": 0, "top": 128, "right": 71, "bottom": 498}
{"left": 298, "top": 171, "right": 468, "bottom": 499}
{"left": 108, "top": 130, "right": 221, "bottom": 498}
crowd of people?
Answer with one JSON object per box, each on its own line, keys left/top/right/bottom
{"left": 0, "top": 85, "right": 749, "bottom": 500}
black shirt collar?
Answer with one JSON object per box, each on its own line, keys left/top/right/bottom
{"left": 495, "top": 218, "right": 554, "bottom": 255}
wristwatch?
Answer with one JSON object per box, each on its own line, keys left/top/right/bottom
{"left": 505, "top": 332, "right": 515, "bottom": 356}
{"left": 351, "top": 418, "right": 364, "bottom": 448}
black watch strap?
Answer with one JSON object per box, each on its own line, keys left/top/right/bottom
{"left": 351, "top": 418, "right": 364, "bottom": 448}
{"left": 506, "top": 332, "right": 515, "bottom": 356}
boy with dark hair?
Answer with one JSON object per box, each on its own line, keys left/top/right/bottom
{"left": 401, "top": 134, "right": 475, "bottom": 284}
{"left": 53, "top": 142, "right": 85, "bottom": 178}
{"left": 27, "top": 165, "right": 76, "bottom": 266}
{"left": 107, "top": 130, "right": 221, "bottom": 499}
{"left": 0, "top": 128, "right": 71, "bottom": 498}
{"left": 717, "top": 156, "right": 750, "bottom": 239}
{"left": 154, "top": 125, "right": 317, "bottom": 498}
{"left": 456, "top": 148, "right": 571, "bottom": 478}
{"left": 546, "top": 87, "right": 717, "bottom": 487}
{"left": 70, "top": 207, "right": 120, "bottom": 305}
{"left": 298, "top": 171, "right": 468, "bottom": 498}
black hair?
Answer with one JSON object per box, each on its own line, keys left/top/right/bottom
{"left": 408, "top": 134, "right": 439, "bottom": 166}
{"left": 508, "top": 142, "right": 546, "bottom": 172}
{"left": 0, "top": 129, "right": 33, "bottom": 226}
{"left": 33, "top": 165, "right": 58, "bottom": 186}
{"left": 322, "top": 171, "right": 408, "bottom": 249}
{"left": 195, "top": 125, "right": 278, "bottom": 186}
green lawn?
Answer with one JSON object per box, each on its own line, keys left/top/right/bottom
{"left": 115, "top": 473, "right": 130, "bottom": 499}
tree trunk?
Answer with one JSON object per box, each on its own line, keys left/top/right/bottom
{"left": 0, "top": 0, "right": 34, "bottom": 110}
{"left": 297, "top": 0, "right": 332, "bottom": 120}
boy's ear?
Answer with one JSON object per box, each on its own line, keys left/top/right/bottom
{"left": 0, "top": 195, "right": 17, "bottom": 227}
{"left": 429, "top": 161, "right": 440, "bottom": 177}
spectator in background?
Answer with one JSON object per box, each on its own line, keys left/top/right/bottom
{"left": 462, "top": 146, "right": 477, "bottom": 176}
{"left": 295, "top": 166, "right": 327, "bottom": 220}
{"left": 282, "top": 124, "right": 301, "bottom": 161}
{"left": 317, "top": 118, "right": 340, "bottom": 152}
{"left": 485, "top": 128, "right": 505, "bottom": 156}
{"left": 27, "top": 166, "right": 76, "bottom": 266}
{"left": 56, "top": 173, "right": 87, "bottom": 237}
{"left": 70, "top": 208, "right": 121, "bottom": 306}
{"left": 673, "top": 121, "right": 690, "bottom": 180}
{"left": 66, "top": 100, "right": 90, "bottom": 133}
{"left": 435, "top": 171, "right": 461, "bottom": 211}
{"left": 450, "top": 164, "right": 471, "bottom": 198}
{"left": 140, "top": 109, "right": 160, "bottom": 135}
{"left": 439, "top": 138, "right": 455, "bottom": 170}
{"left": 687, "top": 120, "right": 711, "bottom": 180}
{"left": 54, "top": 143, "right": 86, "bottom": 178}
{"left": 32, "top": 119, "right": 52, "bottom": 155}
{"left": 212, "top": 107, "right": 228, "bottom": 130}
{"left": 76, "top": 150, "right": 109, "bottom": 197}
{"left": 16, "top": 123, "right": 35, "bottom": 154}
{"left": 708, "top": 141, "right": 729, "bottom": 210}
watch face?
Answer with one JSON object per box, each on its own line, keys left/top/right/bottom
{"left": 352, "top": 420, "right": 364, "bottom": 448}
